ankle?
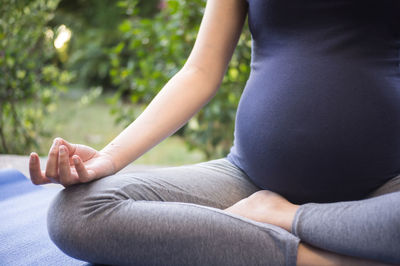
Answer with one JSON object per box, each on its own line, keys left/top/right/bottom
{"left": 280, "top": 203, "right": 300, "bottom": 232}
{"left": 246, "top": 190, "right": 300, "bottom": 231}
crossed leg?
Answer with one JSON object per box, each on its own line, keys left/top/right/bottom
{"left": 293, "top": 175, "right": 400, "bottom": 265}
{"left": 226, "top": 174, "right": 400, "bottom": 265}
{"left": 47, "top": 157, "right": 400, "bottom": 265}
{"left": 47, "top": 158, "right": 300, "bottom": 266}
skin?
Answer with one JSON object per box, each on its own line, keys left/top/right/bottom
{"left": 28, "top": 1, "right": 391, "bottom": 265}
{"left": 224, "top": 191, "right": 392, "bottom": 266}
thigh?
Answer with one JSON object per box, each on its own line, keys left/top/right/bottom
{"left": 367, "top": 173, "right": 400, "bottom": 198}
{"left": 73, "top": 158, "right": 260, "bottom": 209}
{"left": 50, "top": 182, "right": 299, "bottom": 266}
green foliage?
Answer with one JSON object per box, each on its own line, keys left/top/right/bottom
{"left": 51, "top": 0, "right": 126, "bottom": 89}
{"left": 110, "top": 0, "right": 251, "bottom": 158}
{"left": 0, "top": 0, "right": 251, "bottom": 158}
{"left": 51, "top": 0, "right": 160, "bottom": 89}
{"left": 0, "top": 0, "right": 70, "bottom": 154}
{"left": 39, "top": 90, "right": 205, "bottom": 164}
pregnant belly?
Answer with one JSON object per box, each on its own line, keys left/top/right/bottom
{"left": 232, "top": 57, "right": 400, "bottom": 203}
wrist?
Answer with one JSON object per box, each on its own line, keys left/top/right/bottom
{"left": 98, "top": 149, "right": 118, "bottom": 174}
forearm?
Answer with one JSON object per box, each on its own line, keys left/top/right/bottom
{"left": 292, "top": 192, "right": 400, "bottom": 264}
{"left": 101, "top": 0, "right": 246, "bottom": 172}
{"left": 101, "top": 66, "right": 219, "bottom": 171}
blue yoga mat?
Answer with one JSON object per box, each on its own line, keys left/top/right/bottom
{"left": 0, "top": 168, "right": 40, "bottom": 201}
{"left": 0, "top": 168, "right": 88, "bottom": 266}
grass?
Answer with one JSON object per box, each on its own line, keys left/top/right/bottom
{"left": 39, "top": 89, "right": 205, "bottom": 166}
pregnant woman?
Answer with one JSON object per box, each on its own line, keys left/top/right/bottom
{"left": 29, "top": 0, "right": 400, "bottom": 265}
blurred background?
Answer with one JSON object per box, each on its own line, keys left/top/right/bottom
{"left": 0, "top": 0, "right": 251, "bottom": 165}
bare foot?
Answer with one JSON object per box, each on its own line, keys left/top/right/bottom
{"left": 224, "top": 190, "right": 299, "bottom": 232}
{"left": 225, "top": 191, "right": 391, "bottom": 266}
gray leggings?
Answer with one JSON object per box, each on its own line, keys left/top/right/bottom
{"left": 47, "top": 158, "right": 400, "bottom": 266}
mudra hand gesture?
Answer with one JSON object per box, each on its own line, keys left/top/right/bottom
{"left": 29, "top": 137, "right": 115, "bottom": 187}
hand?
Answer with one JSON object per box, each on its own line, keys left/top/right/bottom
{"left": 224, "top": 190, "right": 300, "bottom": 232}
{"left": 29, "top": 137, "right": 116, "bottom": 187}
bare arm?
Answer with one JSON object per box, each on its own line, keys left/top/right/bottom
{"left": 29, "top": 0, "right": 248, "bottom": 186}
{"left": 101, "top": 0, "right": 248, "bottom": 171}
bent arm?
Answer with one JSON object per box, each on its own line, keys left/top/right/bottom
{"left": 101, "top": 0, "right": 248, "bottom": 171}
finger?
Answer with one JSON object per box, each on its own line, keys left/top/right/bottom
{"left": 56, "top": 137, "right": 77, "bottom": 154}
{"left": 29, "top": 152, "right": 51, "bottom": 185}
{"left": 72, "top": 155, "right": 94, "bottom": 183}
{"left": 58, "top": 145, "right": 77, "bottom": 186}
{"left": 57, "top": 137, "right": 79, "bottom": 165}
{"left": 45, "top": 138, "right": 60, "bottom": 179}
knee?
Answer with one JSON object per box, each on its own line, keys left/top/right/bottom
{"left": 385, "top": 211, "right": 400, "bottom": 263}
{"left": 47, "top": 175, "right": 138, "bottom": 260}
{"left": 47, "top": 179, "right": 121, "bottom": 261}
{"left": 47, "top": 189, "right": 69, "bottom": 246}
{"left": 383, "top": 191, "right": 400, "bottom": 233}
{"left": 375, "top": 192, "right": 400, "bottom": 263}
{"left": 389, "top": 194, "right": 400, "bottom": 243}
{"left": 47, "top": 185, "right": 90, "bottom": 260}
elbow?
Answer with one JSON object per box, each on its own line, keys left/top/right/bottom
{"left": 180, "top": 63, "right": 223, "bottom": 94}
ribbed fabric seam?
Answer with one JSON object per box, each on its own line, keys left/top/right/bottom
{"left": 291, "top": 205, "right": 305, "bottom": 237}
